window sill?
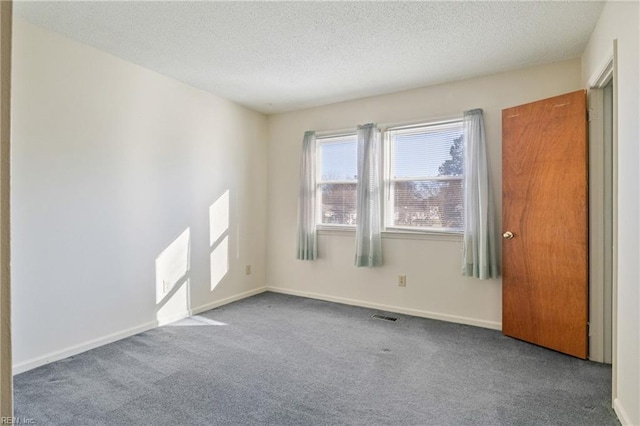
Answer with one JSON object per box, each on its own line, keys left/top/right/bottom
{"left": 317, "top": 226, "right": 355, "bottom": 237}
{"left": 317, "top": 226, "right": 462, "bottom": 242}
{"left": 382, "top": 230, "right": 462, "bottom": 242}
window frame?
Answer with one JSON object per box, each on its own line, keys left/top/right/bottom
{"left": 383, "top": 119, "right": 465, "bottom": 235}
{"left": 315, "top": 132, "right": 358, "bottom": 230}
{"left": 313, "top": 117, "right": 465, "bottom": 237}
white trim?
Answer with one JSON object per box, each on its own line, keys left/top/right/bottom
{"left": 265, "top": 286, "right": 501, "bottom": 330}
{"left": 12, "top": 321, "right": 157, "bottom": 375}
{"left": 391, "top": 176, "right": 463, "bottom": 183}
{"left": 317, "top": 226, "right": 355, "bottom": 236}
{"left": 384, "top": 119, "right": 465, "bottom": 233}
{"left": 379, "top": 113, "right": 463, "bottom": 132}
{"left": 613, "top": 398, "right": 632, "bottom": 426}
{"left": 313, "top": 112, "right": 463, "bottom": 140}
{"left": 316, "top": 132, "right": 357, "bottom": 141}
{"left": 317, "top": 179, "right": 356, "bottom": 185}
{"left": 318, "top": 227, "right": 462, "bottom": 242}
{"left": 611, "top": 40, "right": 619, "bottom": 405}
{"left": 588, "top": 87, "right": 606, "bottom": 364}
{"left": 13, "top": 286, "right": 268, "bottom": 375}
{"left": 316, "top": 133, "right": 358, "bottom": 228}
{"left": 384, "top": 118, "right": 463, "bottom": 133}
{"left": 190, "top": 287, "right": 267, "bottom": 317}
{"left": 588, "top": 54, "right": 614, "bottom": 89}
{"left": 155, "top": 286, "right": 267, "bottom": 326}
{"left": 315, "top": 128, "right": 357, "bottom": 138}
{"left": 382, "top": 229, "right": 462, "bottom": 242}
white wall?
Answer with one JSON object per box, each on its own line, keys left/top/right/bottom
{"left": 266, "top": 60, "right": 582, "bottom": 329}
{"left": 0, "top": 1, "right": 11, "bottom": 415}
{"left": 11, "top": 20, "right": 268, "bottom": 372}
{"left": 582, "top": 2, "right": 640, "bottom": 425}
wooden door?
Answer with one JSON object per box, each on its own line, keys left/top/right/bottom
{"left": 502, "top": 90, "right": 588, "bottom": 359}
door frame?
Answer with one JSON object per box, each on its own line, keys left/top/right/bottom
{"left": 588, "top": 59, "right": 614, "bottom": 364}
{"left": 586, "top": 44, "right": 618, "bottom": 404}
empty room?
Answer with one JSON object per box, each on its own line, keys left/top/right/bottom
{"left": 0, "top": 0, "right": 638, "bottom": 425}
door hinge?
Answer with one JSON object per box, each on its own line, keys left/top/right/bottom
{"left": 587, "top": 322, "right": 591, "bottom": 337}
{"left": 587, "top": 109, "right": 593, "bottom": 122}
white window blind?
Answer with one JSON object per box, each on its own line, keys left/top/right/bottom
{"left": 385, "top": 120, "right": 464, "bottom": 232}
{"left": 316, "top": 134, "right": 358, "bottom": 226}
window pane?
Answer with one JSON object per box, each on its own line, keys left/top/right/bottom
{"left": 319, "top": 137, "right": 357, "bottom": 181}
{"left": 320, "top": 183, "right": 357, "bottom": 225}
{"left": 392, "top": 180, "right": 463, "bottom": 230}
{"left": 392, "top": 125, "right": 464, "bottom": 178}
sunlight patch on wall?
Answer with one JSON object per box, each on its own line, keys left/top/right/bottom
{"left": 155, "top": 228, "right": 191, "bottom": 304}
{"left": 210, "top": 190, "right": 230, "bottom": 245}
{"left": 209, "top": 190, "right": 230, "bottom": 291}
{"left": 155, "top": 228, "right": 191, "bottom": 324}
{"left": 210, "top": 235, "right": 229, "bottom": 290}
{"left": 156, "top": 281, "right": 190, "bottom": 326}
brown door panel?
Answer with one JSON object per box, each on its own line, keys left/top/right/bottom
{"left": 502, "top": 90, "right": 588, "bottom": 359}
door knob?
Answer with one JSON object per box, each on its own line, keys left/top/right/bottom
{"left": 503, "top": 231, "right": 514, "bottom": 240}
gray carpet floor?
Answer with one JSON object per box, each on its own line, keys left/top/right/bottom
{"left": 15, "top": 292, "right": 618, "bottom": 425}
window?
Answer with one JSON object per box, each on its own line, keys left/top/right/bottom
{"left": 314, "top": 119, "right": 464, "bottom": 233}
{"left": 316, "top": 134, "right": 358, "bottom": 226}
{"left": 385, "top": 120, "right": 464, "bottom": 232}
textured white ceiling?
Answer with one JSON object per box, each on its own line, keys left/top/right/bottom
{"left": 15, "top": 1, "right": 605, "bottom": 114}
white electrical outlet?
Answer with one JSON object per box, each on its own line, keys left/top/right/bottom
{"left": 245, "top": 265, "right": 252, "bottom": 275}
{"left": 398, "top": 275, "right": 406, "bottom": 287}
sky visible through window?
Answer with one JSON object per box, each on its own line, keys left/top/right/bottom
{"left": 319, "top": 126, "right": 463, "bottom": 181}
{"left": 320, "top": 139, "right": 357, "bottom": 181}
{"left": 393, "top": 127, "right": 463, "bottom": 177}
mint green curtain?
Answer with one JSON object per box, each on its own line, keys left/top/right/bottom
{"left": 355, "top": 123, "right": 383, "bottom": 267}
{"left": 462, "top": 109, "right": 499, "bottom": 279}
{"left": 296, "top": 131, "right": 317, "bottom": 260}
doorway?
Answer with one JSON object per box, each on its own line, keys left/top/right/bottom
{"left": 588, "top": 71, "right": 615, "bottom": 364}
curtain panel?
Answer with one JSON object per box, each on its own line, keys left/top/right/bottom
{"left": 462, "top": 109, "right": 499, "bottom": 279}
{"left": 296, "top": 131, "right": 318, "bottom": 260}
{"left": 354, "top": 123, "right": 383, "bottom": 267}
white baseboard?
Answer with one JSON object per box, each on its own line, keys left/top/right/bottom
{"left": 13, "top": 286, "right": 268, "bottom": 375}
{"left": 265, "top": 286, "right": 502, "bottom": 330}
{"left": 190, "top": 287, "right": 267, "bottom": 316}
{"left": 12, "top": 321, "right": 157, "bottom": 375}
{"left": 154, "top": 286, "right": 268, "bottom": 326}
{"left": 613, "top": 398, "right": 634, "bottom": 426}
